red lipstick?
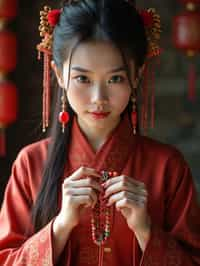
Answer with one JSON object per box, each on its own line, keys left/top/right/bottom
{"left": 90, "top": 112, "right": 110, "bottom": 119}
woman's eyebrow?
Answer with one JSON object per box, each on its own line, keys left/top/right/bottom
{"left": 71, "top": 66, "right": 126, "bottom": 73}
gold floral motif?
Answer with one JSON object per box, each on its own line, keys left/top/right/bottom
{"left": 41, "top": 248, "right": 51, "bottom": 266}
{"left": 17, "top": 225, "right": 52, "bottom": 266}
{"left": 37, "top": 6, "right": 53, "bottom": 54}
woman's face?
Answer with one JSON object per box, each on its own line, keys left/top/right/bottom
{"left": 59, "top": 40, "right": 138, "bottom": 132}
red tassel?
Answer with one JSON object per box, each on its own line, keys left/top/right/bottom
{"left": 0, "top": 128, "right": 6, "bottom": 157}
{"left": 98, "top": 244, "right": 104, "bottom": 266}
{"left": 150, "top": 61, "right": 157, "bottom": 128}
{"left": 141, "top": 63, "right": 149, "bottom": 134}
{"left": 42, "top": 52, "right": 51, "bottom": 132}
{"left": 131, "top": 111, "right": 137, "bottom": 134}
{"left": 188, "top": 63, "right": 196, "bottom": 102}
{"left": 45, "top": 53, "right": 51, "bottom": 128}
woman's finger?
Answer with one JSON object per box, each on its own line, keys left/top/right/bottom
{"left": 104, "top": 175, "right": 146, "bottom": 189}
{"left": 64, "top": 177, "right": 102, "bottom": 192}
{"left": 67, "top": 195, "right": 94, "bottom": 208}
{"left": 64, "top": 187, "right": 98, "bottom": 205}
{"left": 104, "top": 180, "right": 148, "bottom": 198}
{"left": 115, "top": 197, "right": 146, "bottom": 210}
{"left": 107, "top": 191, "right": 147, "bottom": 207}
{"left": 67, "top": 166, "right": 101, "bottom": 181}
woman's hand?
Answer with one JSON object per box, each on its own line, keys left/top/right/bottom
{"left": 103, "top": 174, "right": 151, "bottom": 249}
{"left": 57, "top": 166, "right": 102, "bottom": 229}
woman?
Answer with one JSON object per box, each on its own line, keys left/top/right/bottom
{"left": 0, "top": 0, "right": 200, "bottom": 265}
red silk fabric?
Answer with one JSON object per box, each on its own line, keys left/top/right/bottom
{"left": 0, "top": 113, "right": 200, "bottom": 265}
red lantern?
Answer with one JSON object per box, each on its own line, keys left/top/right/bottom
{"left": 0, "top": 0, "right": 18, "bottom": 157}
{"left": 0, "top": 81, "right": 17, "bottom": 124}
{"left": 172, "top": 1, "right": 200, "bottom": 101}
{"left": 0, "top": 31, "right": 17, "bottom": 72}
{"left": 0, "top": 0, "right": 17, "bottom": 21}
{"left": 0, "top": 81, "right": 17, "bottom": 156}
{"left": 179, "top": 0, "right": 200, "bottom": 8}
{"left": 173, "top": 11, "right": 200, "bottom": 53}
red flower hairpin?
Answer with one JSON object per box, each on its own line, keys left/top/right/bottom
{"left": 139, "top": 10, "right": 154, "bottom": 28}
{"left": 47, "top": 9, "right": 61, "bottom": 27}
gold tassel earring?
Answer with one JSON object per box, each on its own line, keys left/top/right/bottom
{"left": 58, "top": 87, "right": 70, "bottom": 132}
{"left": 131, "top": 91, "right": 137, "bottom": 135}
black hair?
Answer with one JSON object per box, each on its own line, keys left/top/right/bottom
{"left": 32, "top": 0, "right": 148, "bottom": 232}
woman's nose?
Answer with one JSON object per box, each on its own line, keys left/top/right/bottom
{"left": 91, "top": 84, "right": 108, "bottom": 104}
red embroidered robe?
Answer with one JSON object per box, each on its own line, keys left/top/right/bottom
{"left": 0, "top": 114, "right": 200, "bottom": 266}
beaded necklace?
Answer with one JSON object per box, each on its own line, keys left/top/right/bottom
{"left": 91, "top": 170, "right": 118, "bottom": 246}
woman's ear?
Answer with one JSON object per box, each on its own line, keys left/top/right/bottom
{"left": 51, "top": 61, "right": 65, "bottom": 88}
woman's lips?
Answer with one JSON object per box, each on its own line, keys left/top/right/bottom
{"left": 90, "top": 112, "right": 111, "bottom": 119}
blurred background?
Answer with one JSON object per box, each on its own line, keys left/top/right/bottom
{"left": 0, "top": 0, "right": 200, "bottom": 204}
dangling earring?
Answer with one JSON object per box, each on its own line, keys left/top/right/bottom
{"left": 131, "top": 91, "right": 138, "bottom": 135}
{"left": 58, "top": 87, "right": 70, "bottom": 132}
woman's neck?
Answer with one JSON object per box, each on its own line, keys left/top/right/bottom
{"left": 77, "top": 116, "right": 120, "bottom": 152}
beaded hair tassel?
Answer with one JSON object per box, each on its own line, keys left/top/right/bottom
{"left": 139, "top": 8, "right": 162, "bottom": 134}
{"left": 37, "top": 7, "right": 61, "bottom": 132}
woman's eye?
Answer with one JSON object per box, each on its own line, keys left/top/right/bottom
{"left": 108, "top": 75, "right": 125, "bottom": 84}
{"left": 75, "top": 75, "right": 90, "bottom": 83}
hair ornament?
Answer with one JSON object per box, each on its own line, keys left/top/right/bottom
{"left": 139, "top": 8, "right": 162, "bottom": 58}
{"left": 47, "top": 9, "right": 61, "bottom": 27}
{"left": 37, "top": 6, "right": 56, "bottom": 55}
{"left": 139, "top": 10, "right": 154, "bottom": 27}
{"left": 37, "top": 6, "right": 56, "bottom": 132}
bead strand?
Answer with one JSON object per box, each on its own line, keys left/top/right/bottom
{"left": 91, "top": 170, "right": 118, "bottom": 246}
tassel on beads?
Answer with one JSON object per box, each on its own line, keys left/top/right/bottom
{"left": 42, "top": 52, "right": 51, "bottom": 132}
{"left": 58, "top": 89, "right": 70, "bottom": 133}
{"left": 131, "top": 95, "right": 137, "bottom": 135}
{"left": 98, "top": 245, "right": 104, "bottom": 266}
{"left": 37, "top": 6, "right": 57, "bottom": 132}
{"left": 140, "top": 60, "right": 157, "bottom": 134}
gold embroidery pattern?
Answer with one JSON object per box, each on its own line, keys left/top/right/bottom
{"left": 143, "top": 226, "right": 183, "bottom": 266}
{"left": 79, "top": 246, "right": 98, "bottom": 265}
{"left": 143, "top": 256, "right": 160, "bottom": 266}
{"left": 17, "top": 225, "right": 52, "bottom": 266}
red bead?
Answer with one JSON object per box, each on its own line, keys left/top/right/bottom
{"left": 108, "top": 171, "right": 113, "bottom": 177}
{"left": 59, "top": 111, "right": 69, "bottom": 124}
{"left": 131, "top": 111, "right": 137, "bottom": 125}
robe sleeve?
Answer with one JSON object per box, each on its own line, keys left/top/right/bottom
{"left": 141, "top": 151, "right": 200, "bottom": 266}
{"left": 0, "top": 149, "right": 55, "bottom": 266}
